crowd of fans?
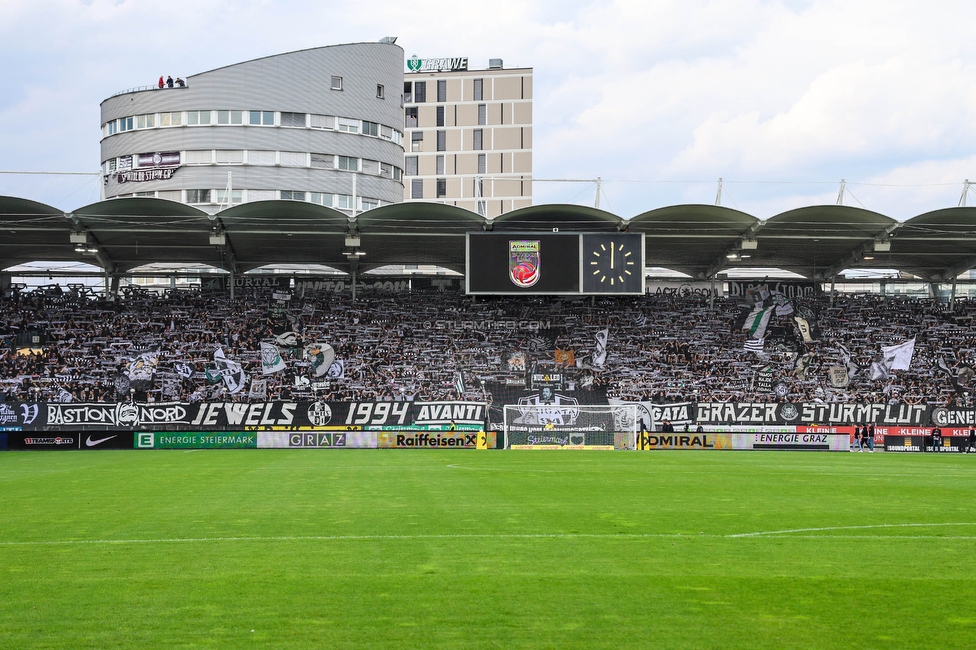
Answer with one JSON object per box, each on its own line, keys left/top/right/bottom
{"left": 1, "top": 282, "right": 973, "bottom": 407}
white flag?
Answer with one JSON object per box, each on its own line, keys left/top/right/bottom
{"left": 260, "top": 342, "right": 287, "bottom": 374}
{"left": 326, "top": 359, "right": 345, "bottom": 379}
{"left": 304, "top": 343, "right": 335, "bottom": 378}
{"left": 744, "top": 337, "right": 765, "bottom": 353}
{"left": 248, "top": 378, "right": 268, "bottom": 400}
{"left": 882, "top": 338, "right": 915, "bottom": 371}
{"left": 593, "top": 329, "right": 609, "bottom": 367}
{"left": 742, "top": 307, "right": 774, "bottom": 339}
{"left": 214, "top": 348, "right": 246, "bottom": 394}
{"left": 455, "top": 371, "right": 465, "bottom": 396}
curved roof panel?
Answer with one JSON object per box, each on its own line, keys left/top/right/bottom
{"left": 214, "top": 200, "right": 350, "bottom": 273}
{"left": 743, "top": 205, "right": 897, "bottom": 279}
{"left": 71, "top": 198, "right": 220, "bottom": 272}
{"left": 489, "top": 204, "right": 623, "bottom": 231}
{"left": 0, "top": 196, "right": 75, "bottom": 267}
{"left": 886, "top": 207, "right": 976, "bottom": 280}
{"left": 357, "top": 203, "right": 484, "bottom": 274}
{"left": 627, "top": 204, "right": 760, "bottom": 278}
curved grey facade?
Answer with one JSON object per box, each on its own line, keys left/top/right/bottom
{"left": 99, "top": 42, "right": 405, "bottom": 213}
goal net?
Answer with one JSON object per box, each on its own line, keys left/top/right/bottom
{"left": 503, "top": 403, "right": 639, "bottom": 450}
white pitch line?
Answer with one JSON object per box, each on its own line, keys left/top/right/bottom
{"left": 0, "top": 532, "right": 701, "bottom": 547}
{"left": 727, "top": 522, "right": 976, "bottom": 538}
{"left": 3, "top": 524, "right": 976, "bottom": 547}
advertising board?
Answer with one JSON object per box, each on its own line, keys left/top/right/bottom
{"left": 7, "top": 434, "right": 78, "bottom": 450}
{"left": 377, "top": 431, "right": 482, "bottom": 448}
{"left": 637, "top": 432, "right": 849, "bottom": 451}
{"left": 135, "top": 432, "right": 256, "bottom": 449}
{"left": 79, "top": 432, "right": 134, "bottom": 450}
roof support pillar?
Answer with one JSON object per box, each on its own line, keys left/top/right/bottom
{"left": 230, "top": 270, "right": 235, "bottom": 301}
{"left": 829, "top": 276, "right": 836, "bottom": 307}
{"left": 951, "top": 277, "right": 957, "bottom": 310}
{"left": 709, "top": 275, "right": 716, "bottom": 310}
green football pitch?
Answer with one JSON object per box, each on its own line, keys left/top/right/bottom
{"left": 1, "top": 449, "right": 974, "bottom": 649}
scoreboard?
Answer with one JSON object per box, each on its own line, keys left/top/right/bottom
{"left": 466, "top": 232, "right": 645, "bottom": 295}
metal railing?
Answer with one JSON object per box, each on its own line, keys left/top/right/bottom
{"left": 110, "top": 84, "right": 187, "bottom": 97}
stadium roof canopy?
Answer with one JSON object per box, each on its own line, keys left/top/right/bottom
{"left": 3, "top": 195, "right": 976, "bottom": 281}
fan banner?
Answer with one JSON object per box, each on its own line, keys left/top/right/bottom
{"left": 6, "top": 401, "right": 488, "bottom": 433}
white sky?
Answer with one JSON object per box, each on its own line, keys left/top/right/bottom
{"left": 1, "top": 0, "right": 974, "bottom": 220}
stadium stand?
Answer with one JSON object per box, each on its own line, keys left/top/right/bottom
{"left": 1, "top": 283, "right": 972, "bottom": 407}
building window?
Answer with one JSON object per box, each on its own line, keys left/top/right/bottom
{"left": 160, "top": 112, "right": 182, "bottom": 127}
{"left": 437, "top": 79, "right": 447, "bottom": 103}
{"left": 360, "top": 198, "right": 379, "bottom": 211}
{"left": 436, "top": 178, "right": 447, "bottom": 198}
{"left": 436, "top": 155, "right": 445, "bottom": 175}
{"left": 336, "top": 194, "right": 354, "bottom": 209}
{"left": 310, "top": 153, "right": 334, "bottom": 169}
{"left": 107, "top": 158, "right": 117, "bottom": 172}
{"left": 135, "top": 114, "right": 154, "bottom": 129}
{"left": 215, "top": 189, "right": 243, "bottom": 204}
{"left": 249, "top": 110, "right": 274, "bottom": 126}
{"left": 280, "top": 112, "right": 306, "bottom": 128}
{"left": 376, "top": 84, "right": 385, "bottom": 99}
{"left": 393, "top": 167, "right": 402, "bottom": 182}
{"left": 436, "top": 130, "right": 446, "bottom": 151}
{"left": 247, "top": 150, "right": 275, "bottom": 165}
{"left": 279, "top": 151, "right": 307, "bottom": 167}
{"left": 405, "top": 107, "right": 418, "bottom": 128}
{"left": 280, "top": 191, "right": 306, "bottom": 201}
{"left": 362, "top": 121, "right": 379, "bottom": 136}
{"left": 118, "top": 116, "right": 134, "bottom": 132}
{"left": 473, "top": 78, "right": 483, "bottom": 101}
{"left": 217, "top": 110, "right": 244, "bottom": 125}
{"left": 337, "top": 118, "right": 359, "bottom": 133}
{"left": 186, "top": 150, "right": 213, "bottom": 165}
{"left": 436, "top": 106, "right": 445, "bottom": 127}
{"left": 478, "top": 153, "right": 486, "bottom": 174}
{"left": 331, "top": 76, "right": 343, "bottom": 91}
{"left": 411, "top": 179, "right": 423, "bottom": 199}
{"left": 473, "top": 129, "right": 483, "bottom": 150}
{"left": 311, "top": 192, "right": 334, "bottom": 207}
{"left": 310, "top": 114, "right": 334, "bottom": 130}
{"left": 216, "top": 150, "right": 244, "bottom": 165}
{"left": 477, "top": 200, "right": 487, "bottom": 216}
{"left": 405, "top": 156, "right": 418, "bottom": 176}
{"left": 414, "top": 81, "right": 426, "bottom": 103}
{"left": 403, "top": 81, "right": 412, "bottom": 103}
{"left": 478, "top": 104, "right": 487, "bottom": 126}
{"left": 186, "top": 111, "right": 211, "bottom": 126}
{"left": 186, "top": 189, "right": 211, "bottom": 203}
{"left": 337, "top": 156, "right": 358, "bottom": 171}
{"left": 411, "top": 131, "right": 423, "bottom": 152}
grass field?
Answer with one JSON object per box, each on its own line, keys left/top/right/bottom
{"left": 1, "top": 449, "right": 975, "bottom": 649}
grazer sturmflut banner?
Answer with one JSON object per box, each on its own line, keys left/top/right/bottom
{"left": 8, "top": 401, "right": 487, "bottom": 432}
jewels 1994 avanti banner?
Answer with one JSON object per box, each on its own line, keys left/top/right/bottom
{"left": 0, "top": 401, "right": 486, "bottom": 432}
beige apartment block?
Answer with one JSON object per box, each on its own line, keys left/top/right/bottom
{"left": 403, "top": 60, "right": 532, "bottom": 218}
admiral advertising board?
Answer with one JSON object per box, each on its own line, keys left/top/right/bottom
{"left": 637, "top": 431, "right": 849, "bottom": 451}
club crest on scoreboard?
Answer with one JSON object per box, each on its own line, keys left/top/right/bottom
{"left": 509, "top": 240, "right": 541, "bottom": 288}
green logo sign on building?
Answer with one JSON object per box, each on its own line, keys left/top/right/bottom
{"left": 406, "top": 55, "right": 468, "bottom": 73}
